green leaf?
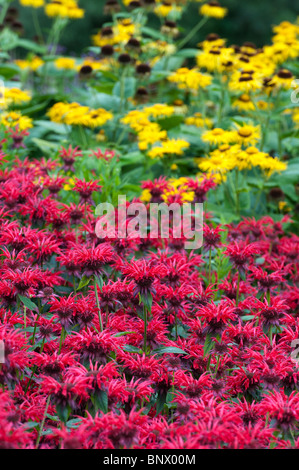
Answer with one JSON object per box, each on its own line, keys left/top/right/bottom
{"left": 141, "top": 26, "right": 166, "bottom": 40}
{"left": 18, "top": 295, "right": 38, "bottom": 312}
{"left": 113, "top": 77, "right": 136, "bottom": 99}
{"left": 94, "top": 390, "right": 108, "bottom": 413}
{"left": 17, "top": 39, "right": 46, "bottom": 54}
{"left": 66, "top": 418, "right": 81, "bottom": 428}
{"left": 113, "top": 331, "right": 136, "bottom": 337}
{"left": 31, "top": 138, "right": 59, "bottom": 155}
{"left": 203, "top": 333, "right": 213, "bottom": 357}
{"left": 156, "top": 391, "right": 168, "bottom": 416}
{"left": 95, "top": 275, "right": 103, "bottom": 292}
{"left": 56, "top": 403, "right": 70, "bottom": 423}
{"left": 0, "top": 64, "right": 19, "bottom": 79}
{"left": 123, "top": 345, "right": 143, "bottom": 354}
{"left": 0, "top": 28, "right": 19, "bottom": 51}
{"left": 34, "top": 120, "right": 69, "bottom": 135}
{"left": 152, "top": 346, "right": 187, "bottom": 355}
{"left": 255, "top": 257, "right": 265, "bottom": 265}
{"left": 175, "top": 49, "right": 199, "bottom": 58}
{"left": 78, "top": 276, "right": 91, "bottom": 290}
{"left": 140, "top": 293, "right": 153, "bottom": 312}
{"left": 157, "top": 115, "right": 184, "bottom": 131}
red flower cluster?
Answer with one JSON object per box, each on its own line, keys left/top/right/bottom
{"left": 0, "top": 151, "right": 299, "bottom": 449}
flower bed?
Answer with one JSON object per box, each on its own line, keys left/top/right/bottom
{"left": 0, "top": 0, "right": 299, "bottom": 450}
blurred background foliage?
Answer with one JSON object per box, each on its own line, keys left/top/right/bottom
{"left": 13, "top": 0, "right": 299, "bottom": 54}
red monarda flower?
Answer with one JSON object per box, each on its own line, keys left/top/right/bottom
{"left": 72, "top": 179, "right": 102, "bottom": 205}
{"left": 259, "top": 390, "right": 299, "bottom": 432}
{"left": 73, "top": 243, "right": 115, "bottom": 278}
{"left": 120, "top": 259, "right": 167, "bottom": 297}
{"left": 141, "top": 177, "right": 170, "bottom": 203}
{"left": 203, "top": 223, "right": 224, "bottom": 251}
{"left": 59, "top": 145, "right": 82, "bottom": 172}
{"left": 185, "top": 176, "right": 217, "bottom": 203}
{"left": 225, "top": 241, "right": 260, "bottom": 272}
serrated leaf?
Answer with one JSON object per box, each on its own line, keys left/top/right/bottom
{"left": 78, "top": 276, "right": 91, "bottom": 290}
{"left": 94, "top": 390, "right": 108, "bottom": 413}
{"left": 56, "top": 403, "right": 70, "bottom": 423}
{"left": 123, "top": 345, "right": 143, "bottom": 354}
{"left": 203, "top": 333, "right": 213, "bottom": 357}
{"left": 18, "top": 295, "right": 38, "bottom": 312}
{"left": 156, "top": 391, "right": 168, "bottom": 416}
{"left": 153, "top": 346, "right": 187, "bottom": 355}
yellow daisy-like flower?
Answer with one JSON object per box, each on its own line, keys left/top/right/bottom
{"left": 238, "top": 146, "right": 286, "bottom": 176}
{"left": 278, "top": 201, "right": 291, "bottom": 212}
{"left": 144, "top": 103, "right": 175, "bottom": 119}
{"left": 264, "top": 43, "right": 292, "bottom": 64}
{"left": 200, "top": 1, "right": 228, "bottom": 19}
{"left": 232, "top": 94, "right": 255, "bottom": 112}
{"left": 63, "top": 103, "right": 90, "bottom": 126}
{"left": 196, "top": 46, "right": 234, "bottom": 73}
{"left": 63, "top": 177, "right": 76, "bottom": 191}
{"left": 45, "top": 0, "right": 84, "bottom": 19}
{"left": 2, "top": 88, "right": 31, "bottom": 106}
{"left": 15, "top": 56, "right": 44, "bottom": 71}
{"left": 147, "top": 139, "right": 190, "bottom": 159}
{"left": 272, "top": 69, "right": 294, "bottom": 90}
{"left": 140, "top": 189, "right": 152, "bottom": 203}
{"left": 154, "top": 3, "right": 182, "bottom": 18}
{"left": 55, "top": 57, "right": 76, "bottom": 70}
{"left": 168, "top": 67, "right": 212, "bottom": 92}
{"left": 202, "top": 128, "right": 235, "bottom": 146}
{"left": 241, "top": 146, "right": 268, "bottom": 165}
{"left": 229, "top": 70, "right": 263, "bottom": 93}
{"left": 77, "top": 58, "right": 110, "bottom": 72}
{"left": 257, "top": 100, "right": 272, "bottom": 111}
{"left": 257, "top": 156, "right": 287, "bottom": 177}
{"left": 20, "top": 0, "right": 44, "bottom": 7}
{"left": 143, "top": 40, "right": 176, "bottom": 56}
{"left": 185, "top": 113, "right": 213, "bottom": 128}
{"left": 47, "top": 102, "right": 113, "bottom": 127}
{"left": 137, "top": 123, "right": 168, "bottom": 151}
{"left": 293, "top": 109, "right": 299, "bottom": 127}
{"left": 197, "top": 153, "right": 234, "bottom": 175}
{"left": 232, "top": 124, "right": 261, "bottom": 147}
{"left": 81, "top": 109, "right": 113, "bottom": 128}
{"left": 272, "top": 21, "right": 299, "bottom": 37}
{"left": 1, "top": 111, "right": 33, "bottom": 130}
{"left": 121, "top": 110, "right": 150, "bottom": 131}
{"left": 162, "top": 188, "right": 195, "bottom": 203}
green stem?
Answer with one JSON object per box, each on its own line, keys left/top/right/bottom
{"left": 119, "top": 66, "right": 128, "bottom": 114}
{"left": 58, "top": 327, "right": 65, "bottom": 354}
{"left": 236, "top": 272, "right": 240, "bottom": 307}
{"left": 94, "top": 277, "right": 103, "bottom": 332}
{"left": 0, "top": 2, "right": 9, "bottom": 25}
{"left": 32, "top": 8, "right": 44, "bottom": 43}
{"left": 269, "top": 325, "right": 273, "bottom": 346}
{"left": 177, "top": 16, "right": 209, "bottom": 50}
{"left": 208, "top": 248, "right": 212, "bottom": 285}
{"left": 214, "top": 355, "right": 220, "bottom": 378}
{"left": 235, "top": 170, "right": 240, "bottom": 217}
{"left": 24, "top": 306, "right": 27, "bottom": 339}
{"left": 143, "top": 302, "right": 148, "bottom": 355}
{"left": 36, "top": 395, "right": 51, "bottom": 449}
